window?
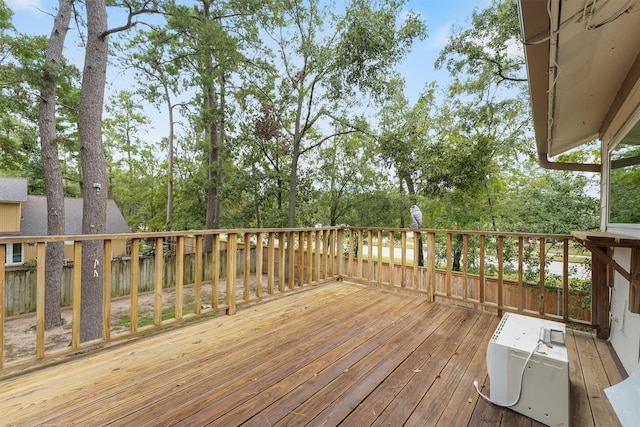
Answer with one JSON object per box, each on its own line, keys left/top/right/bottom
{"left": 609, "top": 130, "right": 640, "bottom": 224}
{"left": 5, "top": 243, "right": 23, "bottom": 265}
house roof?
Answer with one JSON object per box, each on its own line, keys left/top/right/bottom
{"left": 0, "top": 177, "right": 28, "bottom": 202}
{"left": 20, "top": 196, "right": 131, "bottom": 236}
{"left": 518, "top": 0, "right": 640, "bottom": 160}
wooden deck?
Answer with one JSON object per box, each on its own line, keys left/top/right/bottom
{"left": 0, "top": 282, "right": 622, "bottom": 426}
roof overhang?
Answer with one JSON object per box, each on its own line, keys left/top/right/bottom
{"left": 518, "top": 0, "right": 640, "bottom": 168}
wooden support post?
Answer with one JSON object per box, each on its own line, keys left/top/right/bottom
{"left": 400, "top": 231, "right": 406, "bottom": 287}
{"left": 518, "top": 237, "right": 524, "bottom": 312}
{"left": 226, "top": 233, "right": 237, "bottom": 315}
{"left": 497, "top": 236, "right": 504, "bottom": 317}
{"left": 357, "top": 230, "right": 364, "bottom": 280}
{"left": 446, "top": 233, "right": 452, "bottom": 297}
{"left": 539, "top": 237, "right": 545, "bottom": 316}
{"left": 244, "top": 233, "right": 251, "bottom": 300}
{"left": 336, "top": 229, "right": 344, "bottom": 279}
{"left": 212, "top": 234, "right": 220, "bottom": 309}
{"left": 36, "top": 242, "right": 45, "bottom": 359}
{"left": 175, "top": 236, "right": 184, "bottom": 320}
{"left": 298, "top": 231, "right": 305, "bottom": 286}
{"left": 195, "top": 235, "right": 203, "bottom": 313}
{"left": 103, "top": 240, "right": 112, "bottom": 339}
{"left": 154, "top": 237, "right": 163, "bottom": 325}
{"left": 592, "top": 246, "right": 611, "bottom": 339}
{"left": 0, "top": 245, "right": 4, "bottom": 368}
{"left": 427, "top": 232, "right": 436, "bottom": 302}
{"left": 256, "top": 232, "right": 263, "bottom": 296}
{"left": 268, "top": 232, "right": 275, "bottom": 294}
{"left": 72, "top": 241, "right": 82, "bottom": 349}
{"left": 130, "top": 238, "right": 139, "bottom": 332}
{"left": 479, "top": 235, "right": 485, "bottom": 306}
{"left": 278, "top": 232, "right": 286, "bottom": 292}
{"left": 288, "top": 232, "right": 295, "bottom": 289}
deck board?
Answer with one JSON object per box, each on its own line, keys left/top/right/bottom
{"left": 0, "top": 282, "right": 622, "bottom": 426}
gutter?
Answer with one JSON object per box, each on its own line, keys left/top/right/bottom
{"left": 537, "top": 151, "right": 602, "bottom": 172}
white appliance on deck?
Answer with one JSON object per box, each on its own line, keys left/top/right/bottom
{"left": 485, "top": 312, "right": 569, "bottom": 426}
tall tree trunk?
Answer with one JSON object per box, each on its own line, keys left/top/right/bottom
{"left": 203, "top": 85, "right": 219, "bottom": 252}
{"left": 78, "top": 0, "right": 109, "bottom": 342}
{"left": 40, "top": 0, "right": 74, "bottom": 329}
{"left": 163, "top": 80, "right": 175, "bottom": 230}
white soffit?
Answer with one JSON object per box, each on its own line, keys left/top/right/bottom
{"left": 520, "top": 0, "right": 640, "bottom": 157}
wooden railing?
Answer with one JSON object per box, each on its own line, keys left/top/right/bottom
{"left": 341, "top": 227, "right": 596, "bottom": 327}
{"left": 0, "top": 227, "right": 342, "bottom": 369}
{"left": 0, "top": 225, "right": 601, "bottom": 371}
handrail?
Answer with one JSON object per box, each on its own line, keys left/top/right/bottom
{"left": 0, "top": 225, "right": 597, "bottom": 372}
{"left": 339, "top": 227, "right": 593, "bottom": 328}
{"left": 0, "top": 227, "right": 341, "bottom": 370}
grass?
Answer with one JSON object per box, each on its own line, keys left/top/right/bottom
{"left": 115, "top": 301, "right": 198, "bottom": 329}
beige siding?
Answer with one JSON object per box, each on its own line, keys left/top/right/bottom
{"left": 0, "top": 203, "right": 21, "bottom": 232}
{"left": 23, "top": 239, "right": 128, "bottom": 264}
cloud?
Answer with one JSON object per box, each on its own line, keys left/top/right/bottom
{"left": 5, "top": 0, "right": 43, "bottom": 11}
{"left": 426, "top": 22, "right": 452, "bottom": 52}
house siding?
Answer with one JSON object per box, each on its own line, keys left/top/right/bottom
{"left": 0, "top": 203, "right": 21, "bottom": 233}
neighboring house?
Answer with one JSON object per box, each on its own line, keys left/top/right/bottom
{"left": 519, "top": 1, "right": 640, "bottom": 376}
{"left": 0, "top": 177, "right": 131, "bottom": 265}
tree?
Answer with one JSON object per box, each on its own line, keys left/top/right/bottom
{"left": 114, "top": 25, "right": 184, "bottom": 230}
{"left": 40, "top": 0, "right": 75, "bottom": 329}
{"left": 262, "top": 0, "right": 426, "bottom": 227}
{"left": 78, "top": 0, "right": 161, "bottom": 342}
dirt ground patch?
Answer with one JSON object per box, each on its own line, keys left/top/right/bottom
{"left": 2, "top": 282, "right": 228, "bottom": 364}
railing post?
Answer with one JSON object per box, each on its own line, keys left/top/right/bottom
{"left": 255, "top": 232, "right": 263, "bottom": 296}
{"left": 212, "top": 234, "right": 220, "bottom": 310}
{"left": 563, "top": 238, "right": 569, "bottom": 321}
{"left": 389, "top": 231, "right": 395, "bottom": 286}
{"left": 288, "top": 231, "right": 295, "bottom": 289}
{"left": 130, "top": 238, "right": 139, "bottom": 332}
{"left": 0, "top": 244, "right": 4, "bottom": 368}
{"left": 401, "top": 231, "right": 407, "bottom": 287}
{"left": 518, "top": 236, "right": 524, "bottom": 312}
{"left": 479, "top": 235, "right": 485, "bottom": 307}
{"left": 462, "top": 234, "right": 468, "bottom": 301}
{"left": 367, "top": 229, "right": 373, "bottom": 282}
{"left": 377, "top": 230, "right": 383, "bottom": 287}
{"left": 154, "top": 237, "right": 164, "bottom": 325}
{"left": 357, "top": 229, "right": 364, "bottom": 280}
{"left": 427, "top": 232, "right": 436, "bottom": 302}
{"left": 348, "top": 229, "right": 354, "bottom": 278}
{"left": 337, "top": 228, "right": 344, "bottom": 279}
{"left": 175, "top": 236, "right": 184, "bottom": 319}
{"left": 539, "top": 237, "right": 545, "bottom": 316}
{"left": 72, "top": 241, "right": 82, "bottom": 349}
{"left": 314, "top": 230, "right": 321, "bottom": 283}
{"left": 36, "top": 242, "right": 45, "bottom": 359}
{"left": 244, "top": 232, "right": 251, "bottom": 299}
{"left": 226, "top": 233, "right": 237, "bottom": 315}
{"left": 413, "top": 231, "right": 419, "bottom": 290}
{"left": 497, "top": 236, "right": 504, "bottom": 317}
{"left": 103, "top": 239, "right": 112, "bottom": 339}
{"left": 268, "top": 232, "right": 275, "bottom": 294}
{"left": 306, "top": 230, "right": 313, "bottom": 285}
{"left": 195, "top": 235, "right": 203, "bottom": 313}
{"left": 298, "top": 230, "right": 305, "bottom": 285}
{"left": 446, "top": 233, "right": 452, "bottom": 297}
{"left": 278, "top": 232, "right": 286, "bottom": 292}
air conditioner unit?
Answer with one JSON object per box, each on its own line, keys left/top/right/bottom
{"left": 486, "top": 312, "right": 569, "bottom": 426}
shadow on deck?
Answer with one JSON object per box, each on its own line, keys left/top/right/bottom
{"left": 0, "top": 282, "right": 622, "bottom": 426}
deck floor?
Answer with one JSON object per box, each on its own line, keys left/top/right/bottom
{"left": 0, "top": 282, "right": 623, "bottom": 426}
